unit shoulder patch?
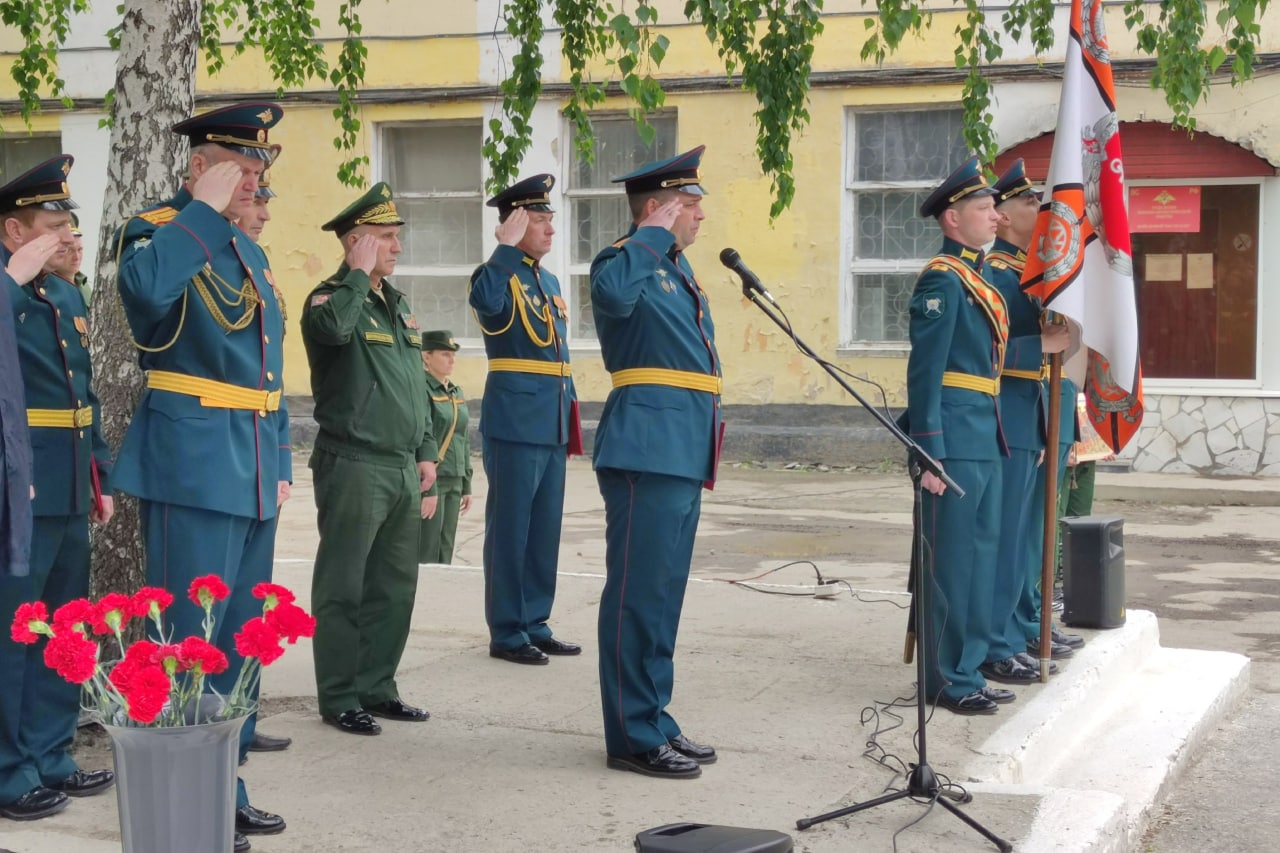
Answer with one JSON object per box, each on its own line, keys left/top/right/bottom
{"left": 922, "top": 294, "right": 945, "bottom": 319}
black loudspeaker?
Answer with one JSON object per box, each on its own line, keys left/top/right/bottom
{"left": 1059, "top": 514, "right": 1126, "bottom": 629}
{"left": 635, "top": 823, "right": 794, "bottom": 853}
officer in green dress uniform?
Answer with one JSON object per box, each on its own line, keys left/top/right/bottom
{"left": 908, "top": 156, "right": 1009, "bottom": 716}
{"left": 417, "top": 330, "right": 473, "bottom": 565}
{"left": 302, "top": 182, "right": 435, "bottom": 738}
{"left": 469, "top": 174, "right": 581, "bottom": 665}
{"left": 982, "top": 160, "right": 1076, "bottom": 685}
{"left": 113, "top": 104, "right": 290, "bottom": 848}
{"left": 0, "top": 156, "right": 116, "bottom": 822}
{"left": 590, "top": 145, "right": 722, "bottom": 778}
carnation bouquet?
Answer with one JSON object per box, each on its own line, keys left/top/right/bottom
{"left": 10, "top": 576, "right": 315, "bottom": 727}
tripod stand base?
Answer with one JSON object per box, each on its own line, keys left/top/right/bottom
{"left": 796, "top": 763, "right": 1011, "bottom": 852}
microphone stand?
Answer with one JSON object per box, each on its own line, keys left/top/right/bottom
{"left": 734, "top": 279, "right": 1010, "bottom": 852}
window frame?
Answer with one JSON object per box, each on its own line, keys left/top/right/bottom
{"left": 839, "top": 106, "right": 966, "bottom": 355}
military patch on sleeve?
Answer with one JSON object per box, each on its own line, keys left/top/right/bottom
{"left": 922, "top": 294, "right": 945, "bottom": 319}
{"left": 310, "top": 293, "right": 331, "bottom": 308}
{"left": 400, "top": 312, "right": 419, "bottom": 329}
{"left": 137, "top": 206, "right": 178, "bottom": 226}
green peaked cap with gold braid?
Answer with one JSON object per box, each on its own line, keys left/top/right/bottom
{"left": 321, "top": 181, "right": 406, "bottom": 235}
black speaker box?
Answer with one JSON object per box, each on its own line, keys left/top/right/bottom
{"left": 635, "top": 823, "right": 794, "bottom": 853}
{"left": 1059, "top": 514, "right": 1126, "bottom": 629}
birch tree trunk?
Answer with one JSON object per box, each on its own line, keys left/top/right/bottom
{"left": 88, "top": 0, "right": 200, "bottom": 598}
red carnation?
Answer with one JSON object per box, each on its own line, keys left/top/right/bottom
{"left": 251, "top": 582, "right": 296, "bottom": 609}
{"left": 120, "top": 664, "right": 172, "bottom": 724}
{"left": 178, "top": 637, "right": 229, "bottom": 676}
{"left": 51, "top": 599, "right": 95, "bottom": 633}
{"left": 153, "top": 643, "right": 185, "bottom": 675}
{"left": 264, "top": 601, "right": 316, "bottom": 645}
{"left": 188, "top": 574, "right": 230, "bottom": 608}
{"left": 131, "top": 587, "right": 174, "bottom": 620}
{"left": 90, "top": 592, "right": 134, "bottom": 636}
{"left": 109, "top": 640, "right": 161, "bottom": 695}
{"left": 234, "top": 617, "right": 285, "bottom": 666}
{"left": 11, "top": 602, "right": 49, "bottom": 644}
{"left": 42, "top": 632, "right": 99, "bottom": 684}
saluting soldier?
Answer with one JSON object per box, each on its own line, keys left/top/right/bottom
{"left": 113, "top": 104, "right": 291, "bottom": 850}
{"left": 982, "top": 159, "right": 1075, "bottom": 686}
{"left": 907, "top": 156, "right": 1009, "bottom": 716}
{"left": 417, "top": 330, "right": 473, "bottom": 565}
{"left": 0, "top": 156, "right": 116, "bottom": 822}
{"left": 590, "top": 145, "right": 722, "bottom": 779}
{"left": 302, "top": 183, "right": 434, "bottom": 738}
{"left": 469, "top": 174, "right": 581, "bottom": 666}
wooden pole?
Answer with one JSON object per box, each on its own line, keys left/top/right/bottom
{"left": 1039, "top": 352, "right": 1063, "bottom": 682}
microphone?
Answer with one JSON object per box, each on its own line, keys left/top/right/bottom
{"left": 719, "top": 247, "right": 778, "bottom": 305}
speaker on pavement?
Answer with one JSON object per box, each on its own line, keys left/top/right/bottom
{"left": 1060, "top": 514, "right": 1126, "bottom": 629}
{"left": 635, "top": 823, "right": 794, "bottom": 853}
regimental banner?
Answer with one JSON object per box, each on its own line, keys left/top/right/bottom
{"left": 1020, "top": 0, "right": 1144, "bottom": 454}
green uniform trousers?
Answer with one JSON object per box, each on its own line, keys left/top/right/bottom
{"left": 1012, "top": 443, "right": 1071, "bottom": 642}
{"left": 418, "top": 475, "right": 466, "bottom": 565}
{"left": 1055, "top": 460, "right": 1098, "bottom": 579}
{"left": 310, "top": 449, "right": 420, "bottom": 718}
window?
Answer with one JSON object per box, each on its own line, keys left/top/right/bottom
{"left": 845, "top": 109, "right": 967, "bottom": 344}
{"left": 565, "top": 114, "right": 678, "bottom": 340}
{"left": 382, "top": 123, "right": 484, "bottom": 339}
{"left": 0, "top": 135, "right": 62, "bottom": 182}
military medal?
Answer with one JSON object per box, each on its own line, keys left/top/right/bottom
{"left": 74, "top": 315, "right": 90, "bottom": 348}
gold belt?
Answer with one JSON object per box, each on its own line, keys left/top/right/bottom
{"left": 611, "top": 367, "right": 722, "bottom": 395}
{"left": 941, "top": 371, "right": 999, "bottom": 396}
{"left": 488, "top": 358, "right": 572, "bottom": 378}
{"left": 148, "top": 370, "right": 282, "bottom": 412}
{"left": 1000, "top": 366, "right": 1050, "bottom": 381}
{"left": 27, "top": 406, "right": 93, "bottom": 428}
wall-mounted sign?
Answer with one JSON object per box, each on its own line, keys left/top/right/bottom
{"left": 1130, "top": 186, "right": 1201, "bottom": 233}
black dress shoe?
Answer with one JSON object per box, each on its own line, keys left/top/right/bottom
{"left": 532, "top": 636, "right": 582, "bottom": 656}
{"left": 47, "top": 768, "right": 114, "bottom": 797}
{"left": 322, "top": 709, "right": 382, "bottom": 735}
{"left": 1026, "top": 639, "right": 1075, "bottom": 659}
{"left": 366, "top": 698, "right": 430, "bottom": 722}
{"left": 979, "top": 657, "right": 1040, "bottom": 684}
{"left": 235, "top": 804, "right": 285, "bottom": 836}
{"left": 607, "top": 744, "right": 702, "bottom": 779}
{"left": 932, "top": 691, "right": 999, "bottom": 715}
{"left": 668, "top": 733, "right": 717, "bottom": 764}
{"left": 980, "top": 687, "right": 1016, "bottom": 704}
{"left": 1014, "top": 652, "right": 1058, "bottom": 675}
{"left": 489, "top": 642, "right": 549, "bottom": 665}
{"left": 0, "top": 786, "right": 69, "bottom": 821}
{"left": 248, "top": 732, "right": 292, "bottom": 752}
{"left": 1051, "top": 626, "right": 1086, "bottom": 649}
{"left": 235, "top": 833, "right": 251, "bottom": 853}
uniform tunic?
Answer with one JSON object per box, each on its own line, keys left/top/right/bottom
{"left": 468, "top": 244, "right": 576, "bottom": 651}
{"left": 985, "top": 238, "right": 1047, "bottom": 661}
{"left": 0, "top": 261, "right": 111, "bottom": 805}
{"left": 302, "top": 264, "right": 433, "bottom": 717}
{"left": 590, "top": 224, "right": 722, "bottom": 755}
{"left": 114, "top": 188, "right": 289, "bottom": 808}
{"left": 0, "top": 251, "right": 32, "bottom": 580}
{"left": 905, "top": 236, "right": 1008, "bottom": 702}
{"left": 418, "top": 372, "right": 472, "bottom": 565}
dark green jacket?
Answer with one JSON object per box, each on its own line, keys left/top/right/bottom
{"left": 424, "top": 371, "right": 472, "bottom": 496}
{"left": 301, "top": 264, "right": 434, "bottom": 466}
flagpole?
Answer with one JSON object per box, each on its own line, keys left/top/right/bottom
{"left": 1040, "top": 352, "right": 1063, "bottom": 682}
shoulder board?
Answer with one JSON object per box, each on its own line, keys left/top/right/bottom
{"left": 611, "top": 237, "right": 631, "bottom": 249}
{"left": 989, "top": 259, "right": 1010, "bottom": 270}
{"left": 137, "top": 206, "right": 178, "bottom": 226}
{"left": 928, "top": 263, "right": 951, "bottom": 272}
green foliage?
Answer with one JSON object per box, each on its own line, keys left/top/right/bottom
{"left": 0, "top": 0, "right": 90, "bottom": 114}
{"left": 484, "top": 0, "right": 545, "bottom": 194}
{"left": 685, "top": 1, "right": 824, "bottom": 219}
{"left": 862, "top": 0, "right": 1271, "bottom": 161}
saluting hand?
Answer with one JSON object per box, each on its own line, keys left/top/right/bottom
{"left": 4, "top": 233, "right": 63, "bottom": 285}
{"left": 191, "top": 160, "right": 245, "bottom": 214}
{"left": 495, "top": 208, "right": 529, "bottom": 247}
{"left": 638, "top": 199, "right": 683, "bottom": 233}
{"left": 346, "top": 233, "right": 379, "bottom": 275}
